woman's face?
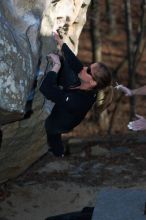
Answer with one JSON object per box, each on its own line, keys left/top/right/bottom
{"left": 89, "top": 63, "right": 102, "bottom": 80}
{"left": 79, "top": 67, "right": 93, "bottom": 82}
{"left": 85, "top": 63, "right": 102, "bottom": 84}
{"left": 78, "top": 63, "right": 100, "bottom": 89}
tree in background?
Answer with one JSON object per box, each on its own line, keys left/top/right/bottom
{"left": 105, "top": 0, "right": 116, "bottom": 35}
{"left": 89, "top": 0, "right": 146, "bottom": 133}
{"left": 90, "top": 0, "right": 102, "bottom": 62}
{"left": 109, "top": 0, "right": 146, "bottom": 133}
{"left": 124, "top": 0, "right": 146, "bottom": 120}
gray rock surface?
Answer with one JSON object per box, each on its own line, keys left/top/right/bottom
{"left": 0, "top": 0, "right": 91, "bottom": 183}
{"left": 0, "top": 0, "right": 40, "bottom": 124}
{"left": 92, "top": 188, "right": 146, "bottom": 220}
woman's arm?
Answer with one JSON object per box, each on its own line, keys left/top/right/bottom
{"left": 61, "top": 43, "right": 83, "bottom": 73}
{"left": 54, "top": 32, "right": 83, "bottom": 73}
{"left": 40, "top": 72, "right": 64, "bottom": 104}
{"left": 39, "top": 53, "right": 70, "bottom": 105}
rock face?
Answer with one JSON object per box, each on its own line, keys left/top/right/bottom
{"left": 0, "top": 0, "right": 41, "bottom": 124}
{"left": 0, "top": 0, "right": 91, "bottom": 183}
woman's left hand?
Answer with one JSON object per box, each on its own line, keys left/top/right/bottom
{"left": 53, "top": 32, "right": 63, "bottom": 48}
{"left": 46, "top": 53, "right": 61, "bottom": 66}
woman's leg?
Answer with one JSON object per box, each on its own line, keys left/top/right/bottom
{"left": 0, "top": 129, "right": 2, "bottom": 148}
{"left": 47, "top": 133, "right": 64, "bottom": 157}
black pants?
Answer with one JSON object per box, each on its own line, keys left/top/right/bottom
{"left": 0, "top": 129, "right": 2, "bottom": 148}
{"left": 47, "top": 133, "right": 64, "bottom": 157}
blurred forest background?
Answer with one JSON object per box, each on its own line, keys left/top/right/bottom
{"left": 70, "top": 0, "right": 146, "bottom": 138}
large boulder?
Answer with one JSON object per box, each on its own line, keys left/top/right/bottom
{"left": 0, "top": 0, "right": 91, "bottom": 183}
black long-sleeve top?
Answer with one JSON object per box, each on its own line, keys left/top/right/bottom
{"left": 39, "top": 43, "right": 97, "bottom": 134}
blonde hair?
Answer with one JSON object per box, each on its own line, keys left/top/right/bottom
{"left": 93, "top": 62, "right": 113, "bottom": 112}
{"left": 96, "top": 86, "right": 113, "bottom": 112}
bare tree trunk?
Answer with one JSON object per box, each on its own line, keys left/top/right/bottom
{"left": 90, "top": 0, "right": 101, "bottom": 121}
{"left": 124, "top": 0, "right": 136, "bottom": 120}
{"left": 108, "top": 0, "right": 146, "bottom": 134}
{"left": 90, "top": 0, "right": 102, "bottom": 62}
{"left": 105, "top": 0, "right": 116, "bottom": 35}
{"left": 124, "top": 0, "right": 146, "bottom": 120}
{"left": 133, "top": 0, "right": 146, "bottom": 70}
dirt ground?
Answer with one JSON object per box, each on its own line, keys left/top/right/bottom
{"left": 0, "top": 137, "right": 146, "bottom": 219}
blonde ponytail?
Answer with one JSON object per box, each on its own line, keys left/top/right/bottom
{"left": 95, "top": 86, "right": 113, "bottom": 113}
